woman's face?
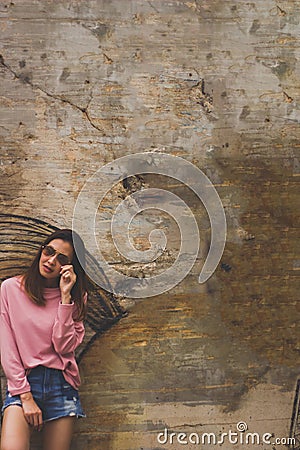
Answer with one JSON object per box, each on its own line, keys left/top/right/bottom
{"left": 39, "top": 239, "right": 74, "bottom": 286}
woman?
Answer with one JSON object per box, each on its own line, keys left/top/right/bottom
{"left": 0, "top": 229, "right": 88, "bottom": 450}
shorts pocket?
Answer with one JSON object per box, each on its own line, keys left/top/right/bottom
{"left": 62, "top": 379, "right": 74, "bottom": 389}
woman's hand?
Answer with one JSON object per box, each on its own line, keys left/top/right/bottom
{"left": 20, "top": 392, "right": 43, "bottom": 431}
{"left": 59, "top": 264, "right": 76, "bottom": 301}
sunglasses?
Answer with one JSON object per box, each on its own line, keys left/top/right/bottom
{"left": 41, "top": 245, "right": 71, "bottom": 266}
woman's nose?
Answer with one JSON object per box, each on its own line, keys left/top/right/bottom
{"left": 47, "top": 254, "right": 58, "bottom": 264}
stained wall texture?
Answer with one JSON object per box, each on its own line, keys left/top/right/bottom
{"left": 0, "top": 1, "right": 299, "bottom": 449}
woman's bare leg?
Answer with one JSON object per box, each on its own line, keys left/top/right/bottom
{"left": 42, "top": 417, "right": 75, "bottom": 450}
{"left": 1, "top": 405, "right": 31, "bottom": 450}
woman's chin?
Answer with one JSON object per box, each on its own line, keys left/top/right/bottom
{"left": 39, "top": 269, "right": 59, "bottom": 285}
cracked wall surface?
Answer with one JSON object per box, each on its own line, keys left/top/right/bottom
{"left": 0, "top": 1, "right": 299, "bottom": 449}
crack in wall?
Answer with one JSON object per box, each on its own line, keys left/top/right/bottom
{"left": 147, "top": 1, "right": 160, "bottom": 13}
{"left": 0, "top": 54, "right": 104, "bottom": 134}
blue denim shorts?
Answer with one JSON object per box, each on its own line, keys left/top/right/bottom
{"left": 2, "top": 365, "right": 86, "bottom": 422}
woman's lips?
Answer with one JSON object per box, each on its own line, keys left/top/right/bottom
{"left": 43, "top": 265, "right": 53, "bottom": 273}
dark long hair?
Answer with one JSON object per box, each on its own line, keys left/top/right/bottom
{"left": 21, "top": 229, "right": 88, "bottom": 321}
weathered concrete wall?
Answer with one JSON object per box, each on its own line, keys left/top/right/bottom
{"left": 0, "top": 0, "right": 299, "bottom": 449}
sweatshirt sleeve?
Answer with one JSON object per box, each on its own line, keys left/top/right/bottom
{"left": 51, "top": 295, "right": 86, "bottom": 355}
{"left": 0, "top": 281, "right": 31, "bottom": 395}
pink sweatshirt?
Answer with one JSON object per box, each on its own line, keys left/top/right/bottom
{"left": 0, "top": 276, "right": 85, "bottom": 396}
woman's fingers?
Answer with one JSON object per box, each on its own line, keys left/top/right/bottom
{"left": 60, "top": 264, "right": 74, "bottom": 274}
{"left": 34, "top": 411, "right": 42, "bottom": 430}
{"left": 22, "top": 399, "right": 43, "bottom": 431}
{"left": 26, "top": 410, "right": 43, "bottom": 430}
{"left": 60, "top": 265, "right": 76, "bottom": 281}
{"left": 59, "top": 265, "right": 77, "bottom": 295}
{"left": 62, "top": 270, "right": 70, "bottom": 280}
{"left": 33, "top": 412, "right": 38, "bottom": 428}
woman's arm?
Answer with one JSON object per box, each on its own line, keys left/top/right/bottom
{"left": 51, "top": 303, "right": 85, "bottom": 355}
{"left": 0, "top": 281, "right": 31, "bottom": 396}
{"left": 1, "top": 281, "right": 43, "bottom": 429}
{"left": 51, "top": 265, "right": 86, "bottom": 355}
{"left": 20, "top": 391, "right": 43, "bottom": 431}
